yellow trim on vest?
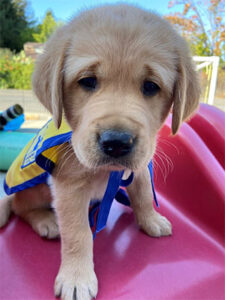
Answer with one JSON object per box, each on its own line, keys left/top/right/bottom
{"left": 4, "top": 118, "right": 72, "bottom": 195}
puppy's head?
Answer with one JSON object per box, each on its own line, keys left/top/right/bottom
{"left": 32, "top": 5, "right": 200, "bottom": 171}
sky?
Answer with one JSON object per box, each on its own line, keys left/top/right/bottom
{"left": 28, "top": 0, "right": 178, "bottom": 23}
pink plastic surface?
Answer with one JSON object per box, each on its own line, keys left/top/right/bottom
{"left": 1, "top": 104, "right": 224, "bottom": 300}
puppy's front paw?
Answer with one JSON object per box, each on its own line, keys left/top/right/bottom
{"left": 54, "top": 265, "right": 98, "bottom": 300}
{"left": 139, "top": 211, "right": 172, "bottom": 237}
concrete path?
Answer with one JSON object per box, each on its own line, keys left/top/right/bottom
{"left": 0, "top": 89, "right": 50, "bottom": 128}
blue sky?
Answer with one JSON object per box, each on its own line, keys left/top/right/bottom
{"left": 29, "top": 0, "right": 178, "bottom": 23}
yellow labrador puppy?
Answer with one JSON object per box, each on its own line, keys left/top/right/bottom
{"left": 0, "top": 4, "right": 200, "bottom": 300}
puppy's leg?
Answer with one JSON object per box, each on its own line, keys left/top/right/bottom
{"left": 53, "top": 178, "right": 97, "bottom": 300}
{"left": 12, "top": 183, "right": 59, "bottom": 239}
{"left": 126, "top": 167, "right": 172, "bottom": 237}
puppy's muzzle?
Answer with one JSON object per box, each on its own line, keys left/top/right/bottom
{"left": 98, "top": 130, "right": 135, "bottom": 158}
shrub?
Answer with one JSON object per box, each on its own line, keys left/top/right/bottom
{"left": 0, "top": 49, "right": 34, "bottom": 89}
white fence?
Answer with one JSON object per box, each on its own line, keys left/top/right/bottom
{"left": 193, "top": 56, "right": 220, "bottom": 105}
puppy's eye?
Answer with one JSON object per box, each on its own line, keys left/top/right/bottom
{"left": 78, "top": 76, "right": 97, "bottom": 91}
{"left": 142, "top": 80, "right": 160, "bottom": 97}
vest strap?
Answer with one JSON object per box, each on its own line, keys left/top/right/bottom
{"left": 91, "top": 160, "right": 158, "bottom": 238}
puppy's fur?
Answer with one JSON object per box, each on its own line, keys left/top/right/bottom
{"left": 0, "top": 4, "right": 200, "bottom": 300}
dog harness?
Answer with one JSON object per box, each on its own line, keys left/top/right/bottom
{"left": 4, "top": 118, "right": 158, "bottom": 238}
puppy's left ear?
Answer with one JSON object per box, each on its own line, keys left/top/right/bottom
{"left": 171, "top": 49, "right": 201, "bottom": 135}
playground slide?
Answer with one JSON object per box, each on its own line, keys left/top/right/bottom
{"left": 0, "top": 103, "right": 224, "bottom": 300}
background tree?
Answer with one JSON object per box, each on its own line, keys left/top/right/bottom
{"left": 0, "top": 0, "right": 36, "bottom": 52}
{"left": 32, "top": 10, "right": 58, "bottom": 43}
{"left": 165, "top": 0, "right": 225, "bottom": 65}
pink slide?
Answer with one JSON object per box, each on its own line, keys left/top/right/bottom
{"left": 0, "top": 103, "right": 224, "bottom": 299}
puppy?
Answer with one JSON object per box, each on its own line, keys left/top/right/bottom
{"left": 0, "top": 4, "right": 200, "bottom": 300}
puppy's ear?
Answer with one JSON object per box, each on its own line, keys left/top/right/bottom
{"left": 32, "top": 27, "right": 69, "bottom": 128}
{"left": 171, "top": 50, "right": 201, "bottom": 135}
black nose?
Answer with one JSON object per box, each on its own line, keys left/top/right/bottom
{"left": 98, "top": 130, "right": 135, "bottom": 158}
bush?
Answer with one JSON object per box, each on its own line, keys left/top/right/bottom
{"left": 0, "top": 49, "right": 34, "bottom": 89}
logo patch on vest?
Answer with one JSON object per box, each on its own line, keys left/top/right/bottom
{"left": 22, "top": 122, "right": 49, "bottom": 168}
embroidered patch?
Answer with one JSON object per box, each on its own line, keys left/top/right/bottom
{"left": 21, "top": 121, "right": 49, "bottom": 168}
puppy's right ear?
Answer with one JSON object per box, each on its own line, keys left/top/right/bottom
{"left": 32, "top": 27, "right": 69, "bottom": 128}
{"left": 171, "top": 42, "right": 201, "bottom": 134}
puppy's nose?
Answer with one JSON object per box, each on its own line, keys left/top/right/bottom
{"left": 98, "top": 130, "right": 135, "bottom": 158}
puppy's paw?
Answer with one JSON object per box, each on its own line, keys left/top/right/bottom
{"left": 54, "top": 265, "right": 98, "bottom": 300}
{"left": 139, "top": 211, "right": 172, "bottom": 237}
{"left": 29, "top": 209, "right": 59, "bottom": 239}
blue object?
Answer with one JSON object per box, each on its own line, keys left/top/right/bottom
{"left": 0, "top": 129, "right": 37, "bottom": 171}
{"left": 3, "top": 114, "right": 25, "bottom": 131}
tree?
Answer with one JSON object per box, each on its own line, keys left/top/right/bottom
{"left": 165, "top": 0, "right": 225, "bottom": 63}
{"left": 0, "top": 0, "right": 35, "bottom": 52}
{"left": 33, "top": 10, "right": 58, "bottom": 43}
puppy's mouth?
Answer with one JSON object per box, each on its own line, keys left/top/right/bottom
{"left": 97, "top": 156, "right": 133, "bottom": 171}
{"left": 73, "top": 129, "right": 144, "bottom": 171}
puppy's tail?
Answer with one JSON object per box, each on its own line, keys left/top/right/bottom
{"left": 0, "top": 195, "right": 14, "bottom": 228}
